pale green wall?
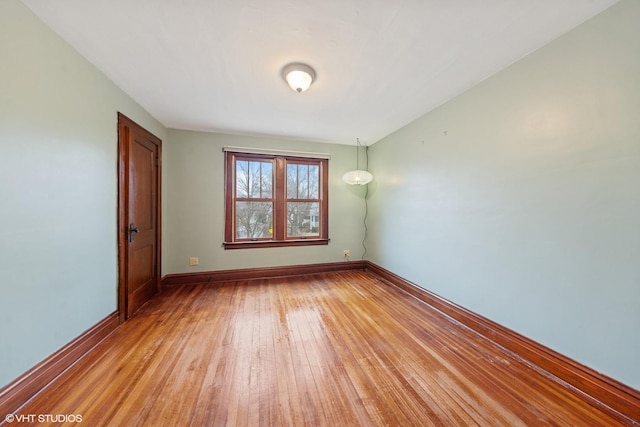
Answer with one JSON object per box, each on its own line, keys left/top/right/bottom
{"left": 0, "top": 0, "right": 166, "bottom": 387}
{"left": 367, "top": 0, "right": 640, "bottom": 389}
{"left": 165, "top": 129, "right": 366, "bottom": 273}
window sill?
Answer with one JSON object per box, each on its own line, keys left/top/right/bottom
{"left": 223, "top": 239, "right": 329, "bottom": 250}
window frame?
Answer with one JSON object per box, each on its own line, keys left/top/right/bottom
{"left": 224, "top": 151, "right": 329, "bottom": 249}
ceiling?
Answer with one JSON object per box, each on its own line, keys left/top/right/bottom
{"left": 22, "top": 0, "right": 618, "bottom": 146}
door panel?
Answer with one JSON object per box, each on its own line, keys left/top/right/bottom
{"left": 128, "top": 137, "right": 156, "bottom": 301}
{"left": 118, "top": 113, "right": 161, "bottom": 321}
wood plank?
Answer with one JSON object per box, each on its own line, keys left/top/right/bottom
{"left": 11, "top": 271, "right": 639, "bottom": 426}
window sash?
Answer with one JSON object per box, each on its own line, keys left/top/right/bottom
{"left": 232, "top": 155, "right": 274, "bottom": 242}
{"left": 235, "top": 158, "right": 273, "bottom": 199}
{"left": 285, "top": 159, "right": 321, "bottom": 239}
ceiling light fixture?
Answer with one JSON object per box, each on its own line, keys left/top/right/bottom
{"left": 283, "top": 63, "right": 315, "bottom": 93}
{"left": 342, "top": 138, "right": 373, "bottom": 185}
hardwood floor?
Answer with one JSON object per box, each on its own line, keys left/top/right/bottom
{"left": 16, "top": 271, "right": 635, "bottom": 426}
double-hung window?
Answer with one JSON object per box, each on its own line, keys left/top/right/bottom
{"left": 224, "top": 148, "right": 329, "bottom": 249}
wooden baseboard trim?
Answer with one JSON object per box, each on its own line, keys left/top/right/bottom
{"left": 364, "top": 261, "right": 640, "bottom": 422}
{"left": 0, "top": 312, "right": 119, "bottom": 417}
{"left": 162, "top": 261, "right": 366, "bottom": 287}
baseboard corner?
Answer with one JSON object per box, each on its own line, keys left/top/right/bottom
{"left": 363, "top": 261, "right": 640, "bottom": 423}
{"left": 0, "top": 312, "right": 119, "bottom": 417}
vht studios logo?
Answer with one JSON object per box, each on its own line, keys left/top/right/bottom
{"left": 5, "top": 413, "right": 83, "bottom": 423}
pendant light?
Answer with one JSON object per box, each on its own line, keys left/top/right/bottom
{"left": 342, "top": 138, "right": 373, "bottom": 185}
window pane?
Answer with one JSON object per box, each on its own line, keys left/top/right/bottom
{"left": 298, "top": 164, "right": 309, "bottom": 198}
{"left": 248, "top": 162, "right": 259, "bottom": 198}
{"left": 286, "top": 163, "right": 319, "bottom": 200}
{"left": 236, "top": 160, "right": 249, "bottom": 198}
{"left": 308, "top": 165, "right": 319, "bottom": 198}
{"left": 287, "top": 202, "right": 320, "bottom": 237}
{"left": 287, "top": 164, "right": 297, "bottom": 198}
{"left": 237, "top": 159, "right": 272, "bottom": 199}
{"left": 261, "top": 162, "right": 273, "bottom": 198}
{"left": 235, "top": 201, "right": 273, "bottom": 239}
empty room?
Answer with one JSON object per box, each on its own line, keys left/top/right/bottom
{"left": 1, "top": 0, "right": 639, "bottom": 425}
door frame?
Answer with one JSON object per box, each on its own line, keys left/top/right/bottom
{"left": 117, "top": 112, "right": 162, "bottom": 324}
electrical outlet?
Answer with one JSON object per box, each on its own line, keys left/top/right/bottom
{"left": 343, "top": 249, "right": 350, "bottom": 258}
{"left": 189, "top": 257, "right": 199, "bottom": 266}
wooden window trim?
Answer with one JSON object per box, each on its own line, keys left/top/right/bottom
{"left": 224, "top": 151, "right": 329, "bottom": 249}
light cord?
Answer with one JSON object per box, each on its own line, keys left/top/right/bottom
{"left": 362, "top": 143, "right": 369, "bottom": 260}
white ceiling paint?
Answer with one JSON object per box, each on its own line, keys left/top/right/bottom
{"left": 21, "top": 0, "right": 618, "bottom": 145}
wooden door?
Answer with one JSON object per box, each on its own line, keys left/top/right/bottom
{"left": 118, "top": 113, "right": 161, "bottom": 322}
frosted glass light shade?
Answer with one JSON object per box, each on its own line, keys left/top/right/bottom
{"left": 342, "top": 170, "right": 373, "bottom": 185}
{"left": 283, "top": 63, "right": 315, "bottom": 93}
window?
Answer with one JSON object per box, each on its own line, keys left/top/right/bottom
{"left": 224, "top": 150, "right": 328, "bottom": 249}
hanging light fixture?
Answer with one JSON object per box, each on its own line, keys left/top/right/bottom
{"left": 282, "top": 63, "right": 315, "bottom": 93}
{"left": 342, "top": 138, "right": 373, "bottom": 185}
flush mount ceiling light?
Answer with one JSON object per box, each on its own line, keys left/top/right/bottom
{"left": 282, "top": 63, "right": 315, "bottom": 93}
{"left": 342, "top": 138, "right": 373, "bottom": 185}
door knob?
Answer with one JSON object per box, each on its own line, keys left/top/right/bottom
{"left": 129, "top": 223, "right": 140, "bottom": 242}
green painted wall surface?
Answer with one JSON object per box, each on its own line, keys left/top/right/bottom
{"left": 367, "top": 0, "right": 640, "bottom": 389}
{"left": 165, "top": 129, "right": 367, "bottom": 273}
{"left": 0, "top": 0, "right": 166, "bottom": 387}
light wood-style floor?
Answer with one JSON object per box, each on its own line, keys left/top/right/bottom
{"left": 19, "top": 271, "right": 629, "bottom": 426}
